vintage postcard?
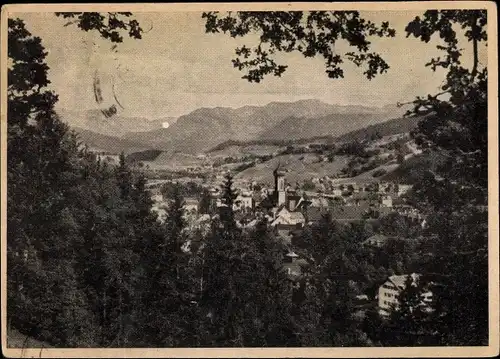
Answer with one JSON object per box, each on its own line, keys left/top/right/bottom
{"left": 1, "top": 1, "right": 499, "bottom": 358}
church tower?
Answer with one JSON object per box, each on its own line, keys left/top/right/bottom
{"left": 273, "top": 162, "right": 286, "bottom": 207}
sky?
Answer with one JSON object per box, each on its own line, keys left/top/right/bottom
{"left": 14, "top": 11, "right": 487, "bottom": 119}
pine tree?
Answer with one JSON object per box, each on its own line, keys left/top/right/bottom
{"left": 385, "top": 274, "right": 428, "bottom": 346}
{"left": 116, "top": 152, "right": 133, "bottom": 199}
{"left": 133, "top": 184, "right": 202, "bottom": 346}
{"left": 200, "top": 216, "right": 296, "bottom": 347}
{"left": 218, "top": 172, "right": 239, "bottom": 234}
{"left": 197, "top": 173, "right": 297, "bottom": 346}
{"left": 199, "top": 188, "right": 212, "bottom": 215}
{"left": 7, "top": 18, "right": 102, "bottom": 346}
{"left": 164, "top": 186, "right": 187, "bottom": 278}
{"left": 8, "top": 14, "right": 147, "bottom": 347}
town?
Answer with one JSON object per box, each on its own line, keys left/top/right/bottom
{"left": 144, "top": 161, "right": 429, "bottom": 318}
{"left": 5, "top": 8, "right": 490, "bottom": 351}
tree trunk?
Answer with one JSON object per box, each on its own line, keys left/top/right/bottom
{"left": 471, "top": 14, "right": 479, "bottom": 78}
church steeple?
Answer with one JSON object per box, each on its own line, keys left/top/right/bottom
{"left": 274, "top": 161, "right": 286, "bottom": 207}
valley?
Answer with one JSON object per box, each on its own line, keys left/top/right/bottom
{"left": 63, "top": 99, "right": 425, "bottom": 188}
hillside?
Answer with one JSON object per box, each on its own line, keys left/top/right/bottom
{"left": 337, "top": 115, "right": 423, "bottom": 142}
{"left": 126, "top": 149, "right": 163, "bottom": 163}
{"left": 382, "top": 150, "right": 447, "bottom": 184}
{"left": 234, "top": 153, "right": 350, "bottom": 185}
{"left": 258, "top": 112, "right": 400, "bottom": 141}
{"left": 74, "top": 128, "right": 154, "bottom": 154}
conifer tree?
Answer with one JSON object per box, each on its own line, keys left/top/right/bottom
{"left": 7, "top": 18, "right": 149, "bottom": 346}
{"left": 7, "top": 18, "right": 96, "bottom": 345}
{"left": 385, "top": 275, "right": 428, "bottom": 346}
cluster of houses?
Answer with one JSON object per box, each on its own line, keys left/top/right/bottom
{"left": 147, "top": 165, "right": 432, "bottom": 317}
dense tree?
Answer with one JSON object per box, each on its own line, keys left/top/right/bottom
{"left": 7, "top": 16, "right": 153, "bottom": 347}
{"left": 7, "top": 18, "right": 99, "bottom": 346}
{"left": 403, "top": 10, "right": 489, "bottom": 345}
{"left": 133, "top": 186, "right": 203, "bottom": 347}
{"left": 200, "top": 200, "right": 296, "bottom": 346}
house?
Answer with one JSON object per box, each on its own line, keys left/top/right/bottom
{"left": 346, "top": 191, "right": 378, "bottom": 207}
{"left": 329, "top": 205, "right": 371, "bottom": 222}
{"left": 286, "top": 193, "right": 303, "bottom": 212}
{"left": 378, "top": 273, "right": 433, "bottom": 317}
{"left": 310, "top": 197, "right": 330, "bottom": 208}
{"left": 271, "top": 207, "right": 306, "bottom": 227}
{"left": 284, "top": 251, "right": 300, "bottom": 262}
{"left": 381, "top": 195, "right": 393, "bottom": 208}
{"left": 233, "top": 194, "right": 254, "bottom": 211}
{"left": 373, "top": 207, "right": 395, "bottom": 218}
{"left": 305, "top": 207, "right": 330, "bottom": 225}
{"left": 184, "top": 198, "right": 199, "bottom": 213}
{"left": 331, "top": 188, "right": 343, "bottom": 197}
{"left": 394, "top": 204, "right": 422, "bottom": 220}
{"left": 150, "top": 192, "right": 164, "bottom": 203}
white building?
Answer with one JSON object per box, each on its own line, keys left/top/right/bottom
{"left": 271, "top": 207, "right": 305, "bottom": 227}
{"left": 331, "top": 189, "right": 343, "bottom": 197}
{"left": 381, "top": 195, "right": 393, "bottom": 208}
{"left": 184, "top": 198, "right": 199, "bottom": 213}
{"left": 378, "top": 273, "right": 433, "bottom": 317}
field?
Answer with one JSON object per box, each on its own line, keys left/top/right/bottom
{"left": 235, "top": 153, "right": 350, "bottom": 185}
{"left": 208, "top": 144, "right": 284, "bottom": 158}
{"left": 143, "top": 151, "right": 209, "bottom": 170}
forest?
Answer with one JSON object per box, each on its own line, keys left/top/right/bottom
{"left": 6, "top": 10, "right": 489, "bottom": 347}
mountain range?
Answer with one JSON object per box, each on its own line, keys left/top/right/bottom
{"left": 58, "top": 109, "right": 176, "bottom": 137}
{"left": 60, "top": 99, "right": 408, "bottom": 154}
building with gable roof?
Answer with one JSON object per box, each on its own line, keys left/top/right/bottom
{"left": 378, "top": 273, "right": 433, "bottom": 317}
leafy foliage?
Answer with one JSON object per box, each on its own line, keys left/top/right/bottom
{"left": 402, "top": 10, "right": 489, "bottom": 345}
{"left": 55, "top": 12, "right": 143, "bottom": 42}
{"left": 202, "top": 11, "right": 395, "bottom": 82}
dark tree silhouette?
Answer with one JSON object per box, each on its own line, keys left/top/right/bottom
{"left": 55, "top": 12, "right": 143, "bottom": 42}
{"left": 202, "top": 11, "right": 395, "bottom": 82}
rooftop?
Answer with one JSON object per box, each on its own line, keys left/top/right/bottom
{"left": 388, "top": 273, "right": 421, "bottom": 289}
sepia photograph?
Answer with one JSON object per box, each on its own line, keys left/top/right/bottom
{"left": 1, "top": 2, "right": 498, "bottom": 358}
